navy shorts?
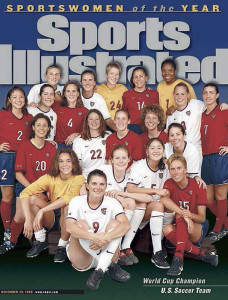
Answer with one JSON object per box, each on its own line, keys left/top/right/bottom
{"left": 0, "top": 152, "right": 16, "bottom": 186}
{"left": 15, "top": 181, "right": 25, "bottom": 197}
{"left": 194, "top": 219, "right": 209, "bottom": 247}
{"left": 201, "top": 153, "right": 228, "bottom": 185}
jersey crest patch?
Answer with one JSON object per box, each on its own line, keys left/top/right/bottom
{"left": 159, "top": 173, "right": 163, "bottom": 179}
{"left": 212, "top": 114, "right": 216, "bottom": 119}
{"left": 125, "top": 141, "right": 129, "bottom": 146}
{"left": 90, "top": 102, "right": 95, "bottom": 107}
{"left": 45, "top": 152, "right": 50, "bottom": 157}
{"left": 25, "top": 121, "right": 28, "bottom": 126}
{"left": 50, "top": 116, "right": 53, "bottom": 121}
{"left": 189, "top": 190, "right": 193, "bottom": 195}
{"left": 146, "top": 94, "right": 150, "bottom": 98}
{"left": 78, "top": 111, "right": 82, "bottom": 116}
{"left": 102, "top": 140, "right": 106, "bottom": 145}
{"left": 186, "top": 110, "right": 191, "bottom": 116}
{"left": 101, "top": 208, "right": 107, "bottom": 215}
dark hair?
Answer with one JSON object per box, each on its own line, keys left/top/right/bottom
{"left": 114, "top": 109, "right": 130, "bottom": 120}
{"left": 81, "top": 109, "right": 107, "bottom": 140}
{"left": 140, "top": 104, "right": 165, "bottom": 132}
{"left": 146, "top": 138, "right": 165, "bottom": 171}
{"left": 39, "top": 84, "right": 55, "bottom": 96}
{"left": 5, "top": 86, "right": 28, "bottom": 114}
{"left": 203, "top": 82, "right": 219, "bottom": 104}
{"left": 45, "top": 64, "right": 62, "bottom": 75}
{"left": 130, "top": 66, "right": 148, "bottom": 89}
{"left": 87, "top": 169, "right": 107, "bottom": 184}
{"left": 110, "top": 144, "right": 130, "bottom": 159}
{"left": 168, "top": 123, "right": 186, "bottom": 136}
{"left": 81, "top": 69, "right": 97, "bottom": 82}
{"left": 30, "top": 113, "right": 51, "bottom": 139}
{"left": 173, "top": 82, "right": 189, "bottom": 94}
{"left": 49, "top": 148, "right": 82, "bottom": 177}
{"left": 161, "top": 59, "right": 176, "bottom": 70}
{"left": 61, "top": 81, "right": 84, "bottom": 108}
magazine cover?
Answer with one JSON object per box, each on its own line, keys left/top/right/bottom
{"left": 0, "top": 0, "right": 227, "bottom": 299}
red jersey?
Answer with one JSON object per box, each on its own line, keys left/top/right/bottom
{"left": 141, "top": 131, "right": 168, "bottom": 158}
{"left": 122, "top": 88, "right": 159, "bottom": 124}
{"left": 106, "top": 130, "right": 143, "bottom": 164}
{"left": 0, "top": 110, "right": 32, "bottom": 151}
{"left": 200, "top": 105, "right": 228, "bottom": 155}
{"left": 52, "top": 102, "right": 88, "bottom": 143}
{"left": 15, "top": 140, "right": 56, "bottom": 183}
{"left": 163, "top": 178, "right": 207, "bottom": 214}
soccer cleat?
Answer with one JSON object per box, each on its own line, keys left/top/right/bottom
{"left": 26, "top": 240, "right": 48, "bottom": 258}
{"left": 167, "top": 256, "right": 183, "bottom": 276}
{"left": 219, "top": 226, "right": 228, "bottom": 240}
{"left": 107, "top": 262, "right": 131, "bottom": 282}
{"left": 54, "top": 246, "right": 67, "bottom": 263}
{"left": 0, "top": 241, "right": 15, "bottom": 254}
{"left": 200, "top": 251, "right": 218, "bottom": 266}
{"left": 151, "top": 250, "right": 170, "bottom": 269}
{"left": 162, "top": 243, "right": 168, "bottom": 259}
{"left": 125, "top": 248, "right": 139, "bottom": 264}
{"left": 3, "top": 228, "right": 11, "bottom": 242}
{"left": 206, "top": 231, "right": 220, "bottom": 243}
{"left": 118, "top": 250, "right": 133, "bottom": 266}
{"left": 86, "top": 269, "right": 104, "bottom": 291}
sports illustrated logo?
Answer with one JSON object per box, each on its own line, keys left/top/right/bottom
{"left": 101, "top": 208, "right": 107, "bottom": 215}
{"left": 159, "top": 173, "right": 163, "bottom": 179}
{"left": 212, "top": 114, "right": 216, "bottom": 119}
{"left": 125, "top": 141, "right": 129, "bottom": 146}
{"left": 25, "top": 121, "right": 28, "bottom": 126}
{"left": 189, "top": 190, "right": 193, "bottom": 195}
{"left": 186, "top": 110, "right": 191, "bottom": 116}
{"left": 78, "top": 111, "right": 82, "bottom": 116}
{"left": 102, "top": 140, "right": 106, "bottom": 145}
{"left": 45, "top": 152, "right": 50, "bottom": 157}
{"left": 90, "top": 102, "right": 95, "bottom": 107}
{"left": 146, "top": 94, "right": 150, "bottom": 98}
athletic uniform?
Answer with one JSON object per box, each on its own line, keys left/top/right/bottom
{"left": 0, "top": 111, "right": 32, "bottom": 186}
{"left": 98, "top": 165, "right": 128, "bottom": 192}
{"left": 81, "top": 92, "right": 111, "bottom": 120}
{"left": 27, "top": 107, "right": 57, "bottom": 141}
{"left": 122, "top": 88, "right": 159, "bottom": 133}
{"left": 28, "top": 83, "right": 63, "bottom": 105}
{"left": 165, "top": 142, "right": 201, "bottom": 177}
{"left": 106, "top": 131, "right": 143, "bottom": 165}
{"left": 52, "top": 102, "right": 88, "bottom": 144}
{"left": 73, "top": 133, "right": 110, "bottom": 178}
{"left": 97, "top": 84, "right": 128, "bottom": 120}
{"left": 200, "top": 105, "right": 228, "bottom": 185}
{"left": 157, "top": 79, "right": 196, "bottom": 115}
{"left": 141, "top": 131, "right": 168, "bottom": 159}
{"left": 167, "top": 99, "right": 205, "bottom": 154}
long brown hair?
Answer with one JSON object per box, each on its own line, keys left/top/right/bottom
{"left": 5, "top": 86, "right": 28, "bottom": 114}
{"left": 49, "top": 148, "right": 82, "bottom": 177}
{"left": 81, "top": 109, "right": 107, "bottom": 140}
{"left": 61, "top": 81, "right": 84, "bottom": 108}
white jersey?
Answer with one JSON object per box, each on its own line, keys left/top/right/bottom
{"left": 166, "top": 99, "right": 205, "bottom": 154}
{"left": 81, "top": 92, "right": 111, "bottom": 120}
{"left": 28, "top": 83, "right": 63, "bottom": 105}
{"left": 67, "top": 194, "right": 124, "bottom": 233}
{"left": 165, "top": 142, "right": 201, "bottom": 177}
{"left": 27, "top": 107, "right": 57, "bottom": 141}
{"left": 127, "top": 159, "right": 170, "bottom": 201}
{"left": 73, "top": 132, "right": 110, "bottom": 178}
{"left": 98, "top": 165, "right": 128, "bottom": 192}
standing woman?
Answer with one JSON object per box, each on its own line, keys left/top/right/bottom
{"left": 140, "top": 104, "right": 168, "bottom": 158}
{"left": 200, "top": 83, "right": 228, "bottom": 242}
{"left": 28, "top": 84, "right": 57, "bottom": 141}
{"left": 0, "top": 113, "right": 56, "bottom": 253}
{"left": 52, "top": 81, "right": 88, "bottom": 149}
{"left": 0, "top": 86, "right": 32, "bottom": 243}
{"left": 73, "top": 109, "right": 110, "bottom": 178}
{"left": 19, "top": 148, "right": 85, "bottom": 261}
{"left": 122, "top": 67, "right": 159, "bottom": 134}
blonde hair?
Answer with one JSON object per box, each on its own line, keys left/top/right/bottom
{"left": 167, "top": 154, "right": 187, "bottom": 169}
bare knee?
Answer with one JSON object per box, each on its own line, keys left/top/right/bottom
{"left": 135, "top": 201, "right": 147, "bottom": 208}
{"left": 148, "top": 201, "right": 164, "bottom": 213}
{"left": 125, "top": 198, "right": 135, "bottom": 210}
{"left": 163, "top": 224, "right": 175, "bottom": 236}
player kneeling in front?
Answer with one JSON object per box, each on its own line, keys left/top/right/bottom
{"left": 161, "top": 154, "right": 218, "bottom": 277}
{"left": 66, "top": 169, "right": 131, "bottom": 291}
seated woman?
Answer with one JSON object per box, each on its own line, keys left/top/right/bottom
{"left": 161, "top": 154, "right": 218, "bottom": 276}
{"left": 19, "top": 148, "right": 85, "bottom": 262}
{"left": 140, "top": 104, "right": 168, "bottom": 158}
{"left": 66, "top": 169, "right": 130, "bottom": 291}
{"left": 73, "top": 109, "right": 110, "bottom": 178}
{"left": 0, "top": 113, "right": 56, "bottom": 254}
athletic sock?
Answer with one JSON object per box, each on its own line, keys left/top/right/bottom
{"left": 150, "top": 211, "right": 164, "bottom": 254}
{"left": 121, "top": 207, "right": 146, "bottom": 249}
{"left": 213, "top": 199, "right": 227, "bottom": 233}
{"left": 175, "top": 217, "right": 189, "bottom": 259}
{"left": 0, "top": 200, "right": 12, "bottom": 230}
{"left": 58, "top": 238, "right": 69, "bottom": 248}
{"left": 10, "top": 218, "right": 24, "bottom": 244}
{"left": 207, "top": 200, "right": 228, "bottom": 230}
{"left": 124, "top": 209, "right": 134, "bottom": 222}
{"left": 34, "top": 228, "right": 46, "bottom": 242}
